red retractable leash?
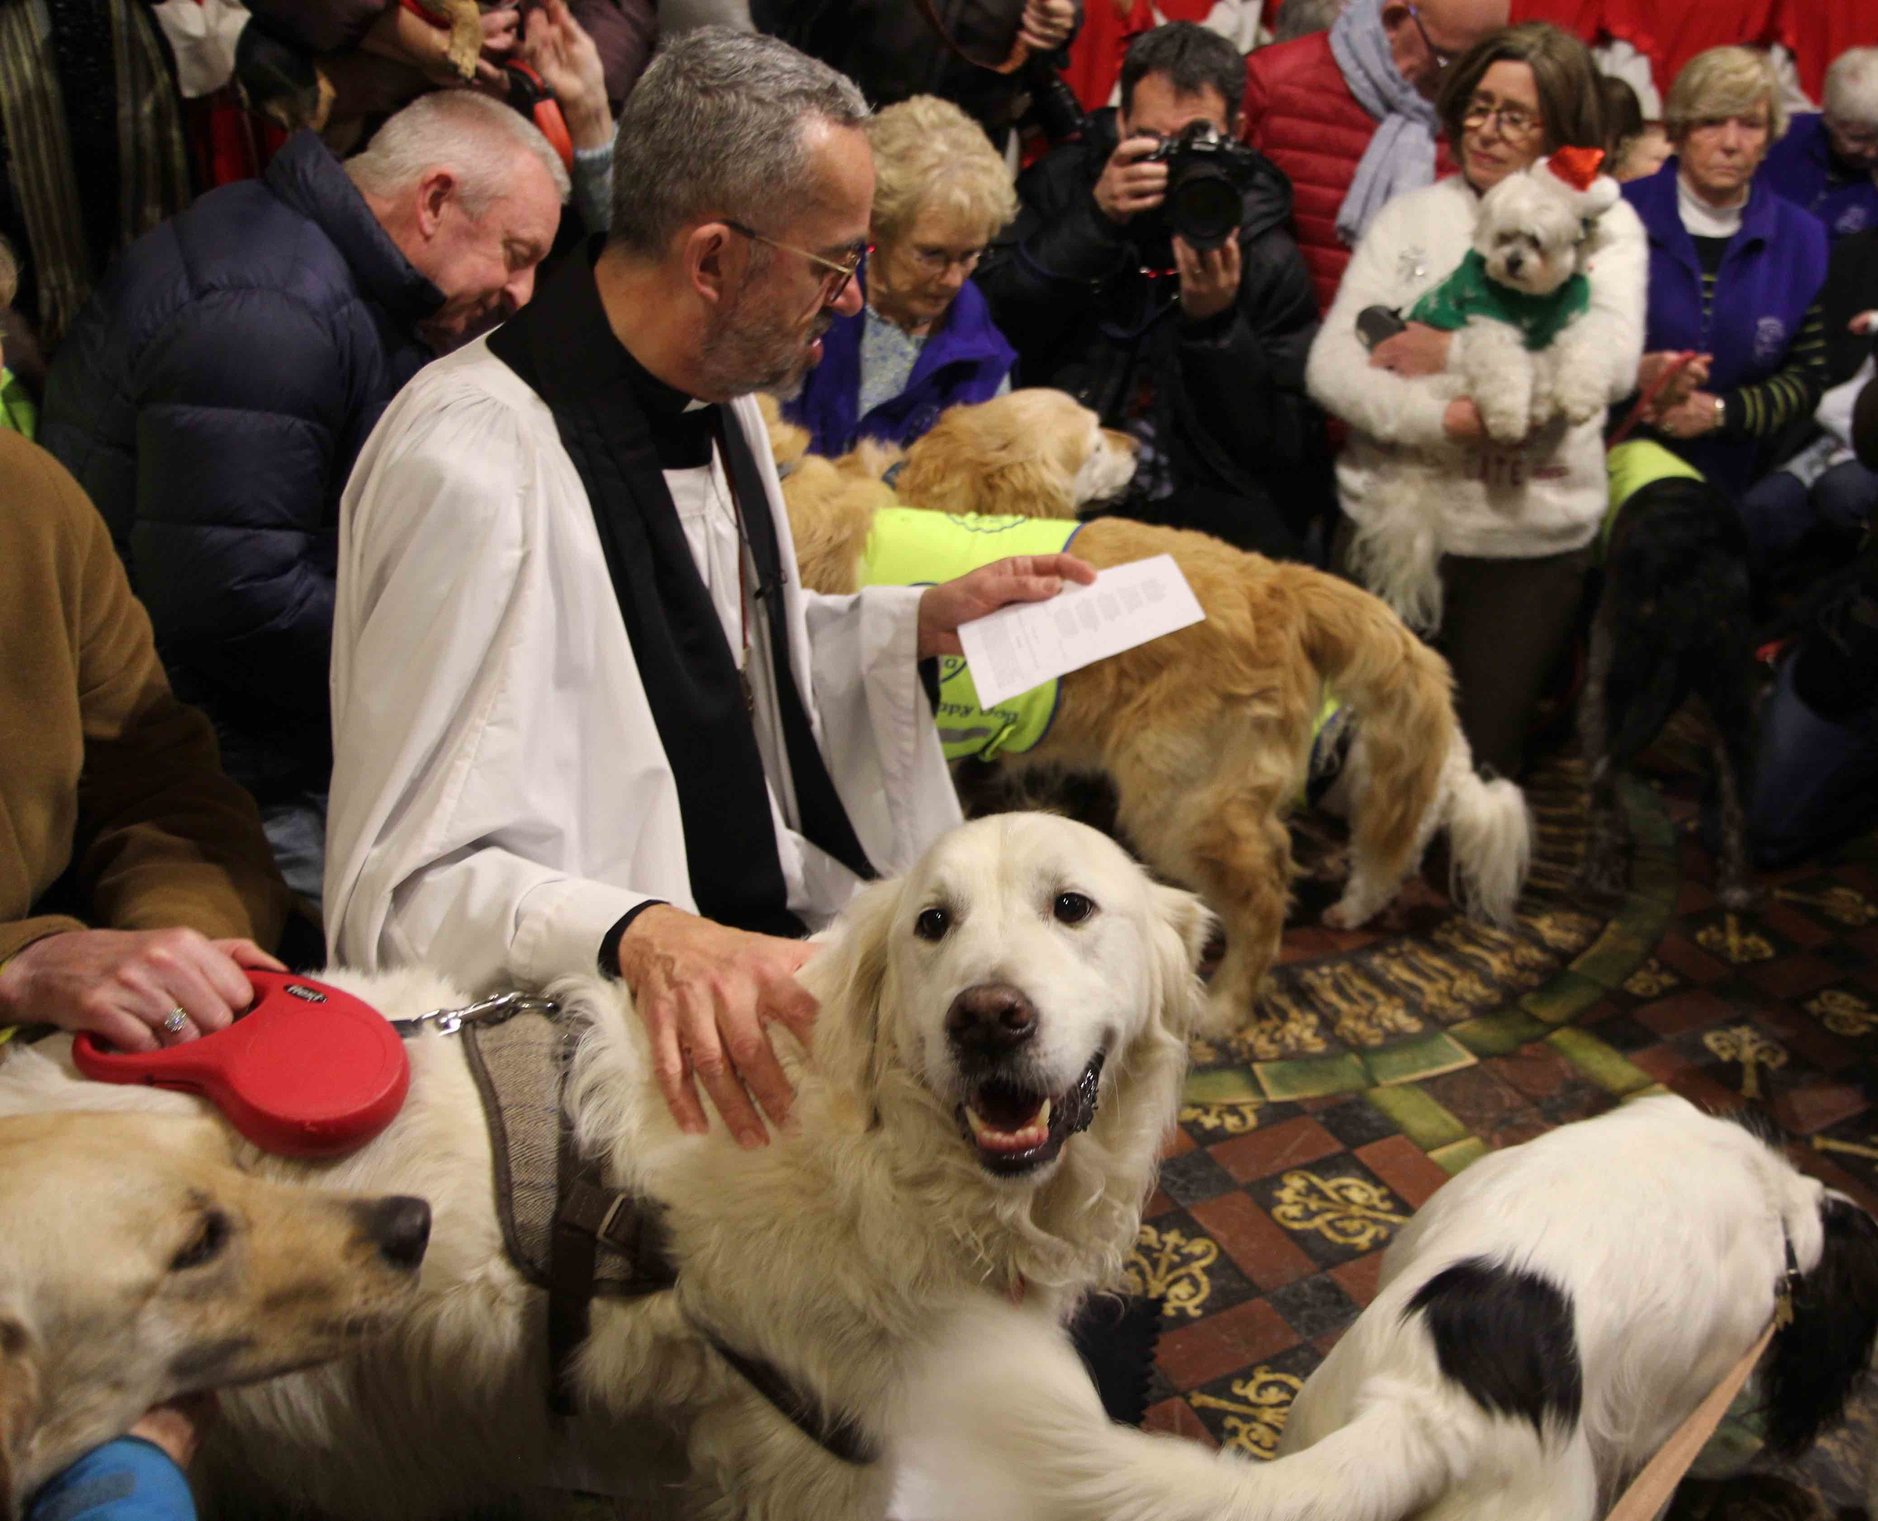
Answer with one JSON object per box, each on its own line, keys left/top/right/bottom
{"left": 73, "top": 971, "right": 411, "bottom": 1158}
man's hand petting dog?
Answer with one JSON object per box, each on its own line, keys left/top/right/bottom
{"left": 613, "top": 906, "right": 819, "bottom": 1148}
{"left": 916, "top": 553, "right": 1097, "bottom": 658}
{"left": 0, "top": 929, "right": 282, "bottom": 1050}
{"left": 1369, "top": 322, "right": 1453, "bottom": 378}
{"left": 1173, "top": 234, "right": 1241, "bottom": 322}
{"left": 1094, "top": 135, "right": 1169, "bottom": 223}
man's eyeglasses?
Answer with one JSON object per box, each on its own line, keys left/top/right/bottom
{"left": 1462, "top": 97, "right": 1544, "bottom": 141}
{"left": 725, "top": 220, "right": 869, "bottom": 303}
{"left": 1406, "top": 4, "right": 1453, "bottom": 72}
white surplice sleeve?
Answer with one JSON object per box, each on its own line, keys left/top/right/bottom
{"left": 324, "top": 365, "right": 678, "bottom": 989}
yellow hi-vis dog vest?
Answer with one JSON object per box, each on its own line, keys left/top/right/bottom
{"left": 858, "top": 507, "right": 1083, "bottom": 761}
{"left": 1603, "top": 440, "right": 1704, "bottom": 552}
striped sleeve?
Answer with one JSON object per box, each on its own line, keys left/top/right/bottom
{"left": 1720, "top": 300, "right": 1829, "bottom": 439}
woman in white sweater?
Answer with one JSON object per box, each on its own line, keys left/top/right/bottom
{"left": 1307, "top": 22, "right": 1647, "bottom": 778}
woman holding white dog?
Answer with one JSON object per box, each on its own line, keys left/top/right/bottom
{"left": 1306, "top": 23, "right": 1647, "bottom": 780}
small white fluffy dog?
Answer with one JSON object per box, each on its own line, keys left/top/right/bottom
{"left": 0, "top": 814, "right": 1402, "bottom": 1521}
{"left": 898, "top": 1097, "right": 1878, "bottom": 1521}
{"left": 1351, "top": 151, "right": 1623, "bottom": 631}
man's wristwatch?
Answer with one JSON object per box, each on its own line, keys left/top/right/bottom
{"left": 1712, "top": 394, "right": 1726, "bottom": 431}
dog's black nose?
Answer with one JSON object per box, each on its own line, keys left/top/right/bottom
{"left": 945, "top": 983, "right": 1038, "bottom": 1059}
{"left": 1506, "top": 251, "right": 1525, "bottom": 274}
{"left": 357, "top": 1195, "right": 431, "bottom": 1271}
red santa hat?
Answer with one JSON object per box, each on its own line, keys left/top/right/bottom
{"left": 1546, "top": 146, "right": 1607, "bottom": 193}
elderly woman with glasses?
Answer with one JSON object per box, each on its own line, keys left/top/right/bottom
{"left": 786, "top": 95, "right": 1017, "bottom": 457}
{"left": 1624, "top": 47, "right": 1831, "bottom": 505}
{"left": 1761, "top": 46, "right": 1878, "bottom": 242}
{"left": 1304, "top": 22, "right": 1646, "bottom": 780}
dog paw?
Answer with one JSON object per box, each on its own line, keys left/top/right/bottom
{"left": 1478, "top": 405, "right": 1531, "bottom": 446}
{"left": 1325, "top": 890, "right": 1384, "bottom": 929}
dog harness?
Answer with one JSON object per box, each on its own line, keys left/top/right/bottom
{"left": 858, "top": 506, "right": 1082, "bottom": 760}
{"left": 454, "top": 1001, "right": 877, "bottom": 1464}
{"left": 1408, "top": 249, "right": 1591, "bottom": 351}
{"left": 1602, "top": 440, "right": 1706, "bottom": 552}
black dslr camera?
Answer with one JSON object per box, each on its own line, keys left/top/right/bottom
{"left": 1143, "top": 123, "right": 1262, "bottom": 251}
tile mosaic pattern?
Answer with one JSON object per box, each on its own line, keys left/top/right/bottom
{"left": 1132, "top": 754, "right": 1878, "bottom": 1507}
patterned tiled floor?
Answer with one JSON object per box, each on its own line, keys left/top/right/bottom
{"left": 1127, "top": 749, "right": 1878, "bottom": 1507}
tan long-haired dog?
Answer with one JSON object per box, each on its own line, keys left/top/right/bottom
{"left": 769, "top": 390, "right": 1532, "bottom": 1027}
{"left": 0, "top": 1111, "right": 428, "bottom": 1519}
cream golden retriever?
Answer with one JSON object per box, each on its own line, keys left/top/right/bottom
{"left": 0, "top": 1110, "right": 428, "bottom": 1518}
{"left": 0, "top": 816, "right": 1249, "bottom": 1520}
{"left": 769, "top": 390, "right": 1531, "bottom": 1027}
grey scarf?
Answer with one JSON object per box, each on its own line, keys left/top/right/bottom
{"left": 1330, "top": 0, "right": 1441, "bottom": 249}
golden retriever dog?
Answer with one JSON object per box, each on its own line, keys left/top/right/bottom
{"left": 0, "top": 816, "right": 1269, "bottom": 1520}
{"left": 767, "top": 391, "right": 1532, "bottom": 1027}
{"left": 0, "top": 1111, "right": 428, "bottom": 1518}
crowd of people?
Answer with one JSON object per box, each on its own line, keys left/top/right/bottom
{"left": 2, "top": 2, "right": 1876, "bottom": 1515}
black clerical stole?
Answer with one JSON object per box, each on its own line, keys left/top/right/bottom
{"left": 486, "top": 251, "right": 876, "bottom": 938}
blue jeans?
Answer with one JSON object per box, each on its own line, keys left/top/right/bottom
{"left": 1738, "top": 459, "right": 1878, "bottom": 559}
{"left": 1748, "top": 656, "right": 1878, "bottom": 868}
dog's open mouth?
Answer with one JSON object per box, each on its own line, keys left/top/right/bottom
{"left": 957, "top": 1051, "right": 1105, "bottom": 1178}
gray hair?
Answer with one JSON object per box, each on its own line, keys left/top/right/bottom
{"left": 345, "top": 91, "right": 570, "bottom": 216}
{"left": 608, "top": 28, "right": 869, "bottom": 258}
{"left": 1824, "top": 47, "right": 1878, "bottom": 130}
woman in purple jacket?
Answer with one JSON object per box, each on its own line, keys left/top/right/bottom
{"left": 1623, "top": 47, "right": 1831, "bottom": 500}
{"left": 786, "top": 95, "right": 1017, "bottom": 457}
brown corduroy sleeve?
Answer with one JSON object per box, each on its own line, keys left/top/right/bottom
{"left": 56, "top": 452, "right": 291, "bottom": 950}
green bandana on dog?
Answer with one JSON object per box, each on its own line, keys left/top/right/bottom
{"left": 1409, "top": 249, "right": 1591, "bottom": 352}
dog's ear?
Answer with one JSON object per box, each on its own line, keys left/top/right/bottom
{"left": 1146, "top": 882, "right": 1217, "bottom": 1041}
{"left": 0, "top": 1311, "right": 41, "bottom": 1521}
{"left": 797, "top": 878, "right": 904, "bottom": 1127}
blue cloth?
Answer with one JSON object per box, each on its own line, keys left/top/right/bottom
{"left": 39, "top": 130, "right": 443, "bottom": 808}
{"left": 1623, "top": 159, "right": 1830, "bottom": 493}
{"left": 1739, "top": 458, "right": 1878, "bottom": 557}
{"left": 1761, "top": 113, "right": 1878, "bottom": 242}
{"left": 28, "top": 1439, "right": 195, "bottom": 1521}
{"left": 1749, "top": 652, "right": 1878, "bottom": 868}
{"left": 1328, "top": 0, "right": 1440, "bottom": 248}
{"left": 786, "top": 269, "right": 1014, "bottom": 455}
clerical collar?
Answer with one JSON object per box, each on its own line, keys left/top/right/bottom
{"left": 610, "top": 318, "right": 716, "bottom": 470}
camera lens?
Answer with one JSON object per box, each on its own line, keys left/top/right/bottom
{"left": 1167, "top": 167, "right": 1241, "bottom": 252}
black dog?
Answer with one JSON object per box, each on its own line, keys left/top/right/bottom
{"left": 1579, "top": 473, "right": 1758, "bottom": 907}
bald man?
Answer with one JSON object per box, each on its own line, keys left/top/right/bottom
{"left": 1244, "top": 0, "right": 1508, "bottom": 311}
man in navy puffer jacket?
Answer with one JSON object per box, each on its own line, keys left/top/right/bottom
{"left": 40, "top": 92, "right": 566, "bottom": 905}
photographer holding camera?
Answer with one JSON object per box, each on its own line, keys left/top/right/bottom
{"left": 977, "top": 22, "right": 1331, "bottom": 559}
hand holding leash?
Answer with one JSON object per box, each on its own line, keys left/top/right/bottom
{"left": 0, "top": 929, "right": 281, "bottom": 1051}
{"left": 613, "top": 906, "right": 819, "bottom": 1148}
{"left": 521, "top": 0, "right": 611, "bottom": 150}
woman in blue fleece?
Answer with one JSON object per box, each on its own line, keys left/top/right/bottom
{"left": 786, "top": 94, "right": 1016, "bottom": 456}
{"left": 1624, "top": 47, "right": 1831, "bottom": 500}
{"left": 27, "top": 1402, "right": 207, "bottom": 1521}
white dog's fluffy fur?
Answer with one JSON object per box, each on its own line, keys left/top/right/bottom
{"left": 897, "top": 1097, "right": 1878, "bottom": 1521}
{"left": 3, "top": 814, "right": 1361, "bottom": 1521}
{"left": 1351, "top": 159, "right": 1623, "bottom": 632}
